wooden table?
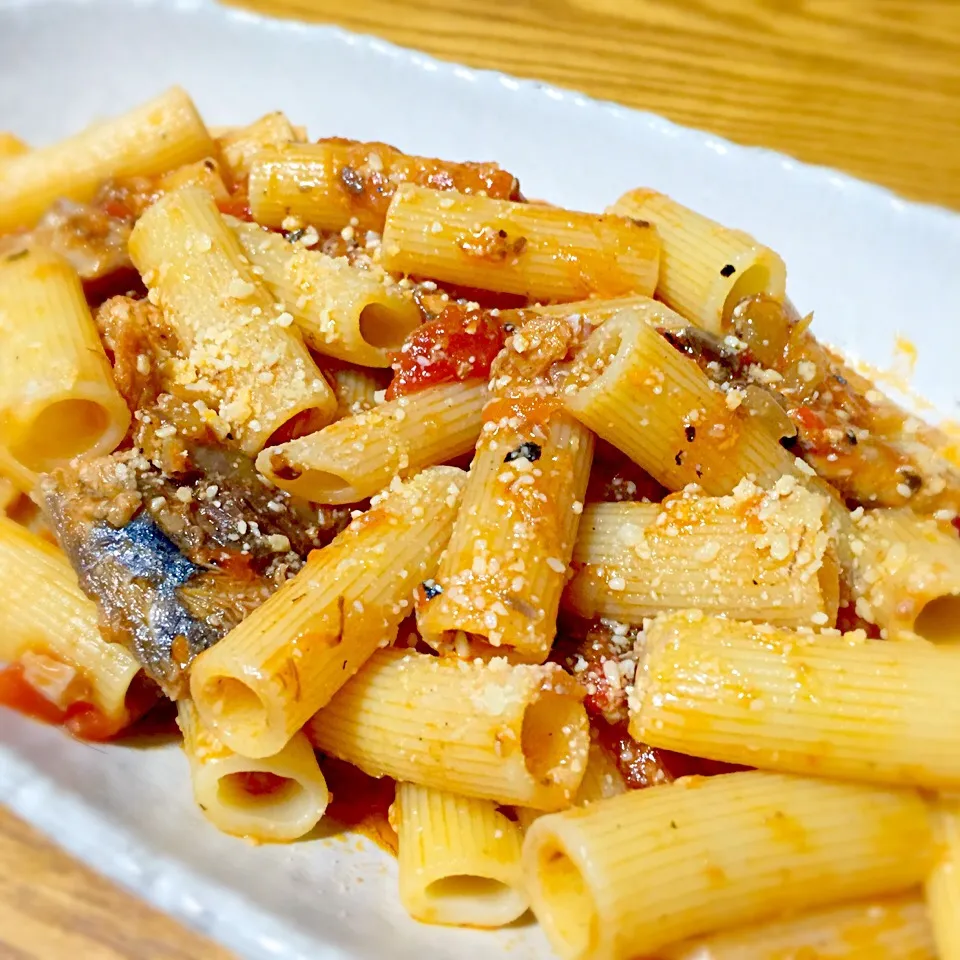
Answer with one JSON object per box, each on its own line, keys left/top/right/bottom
{"left": 3, "top": 1, "right": 960, "bottom": 958}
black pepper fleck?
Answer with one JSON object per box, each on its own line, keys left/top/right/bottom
{"left": 505, "top": 442, "right": 541, "bottom": 464}
{"left": 845, "top": 429, "right": 858, "bottom": 446}
{"left": 674, "top": 450, "right": 684, "bottom": 466}
{"left": 421, "top": 579, "right": 443, "bottom": 600}
{"left": 720, "top": 264, "right": 736, "bottom": 277}
{"left": 340, "top": 165, "right": 364, "bottom": 194}
{"left": 684, "top": 425, "right": 696, "bottom": 442}
{"left": 284, "top": 228, "right": 307, "bottom": 244}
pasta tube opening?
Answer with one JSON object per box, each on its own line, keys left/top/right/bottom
{"left": 533, "top": 840, "right": 598, "bottom": 959}
{"left": 914, "top": 594, "right": 960, "bottom": 645}
{"left": 10, "top": 399, "right": 112, "bottom": 473}
{"left": 724, "top": 262, "right": 777, "bottom": 322}
{"left": 197, "top": 675, "right": 272, "bottom": 743}
{"left": 358, "top": 302, "right": 414, "bottom": 350}
{"left": 216, "top": 770, "right": 305, "bottom": 812}
{"left": 522, "top": 690, "right": 586, "bottom": 783}
{"left": 426, "top": 875, "right": 512, "bottom": 901}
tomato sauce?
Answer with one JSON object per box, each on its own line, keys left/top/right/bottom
{"left": 385, "top": 305, "right": 505, "bottom": 400}
{"left": 231, "top": 771, "right": 290, "bottom": 798}
{"left": 321, "top": 755, "right": 398, "bottom": 856}
{"left": 0, "top": 662, "right": 158, "bottom": 742}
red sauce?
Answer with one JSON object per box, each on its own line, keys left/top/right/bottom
{"left": 595, "top": 719, "right": 748, "bottom": 790}
{"left": 232, "top": 771, "right": 290, "bottom": 797}
{"left": 216, "top": 193, "right": 253, "bottom": 222}
{"left": 0, "top": 662, "right": 158, "bottom": 742}
{"left": 321, "top": 755, "right": 398, "bottom": 855}
{"left": 385, "top": 305, "right": 505, "bottom": 400}
{"left": 482, "top": 394, "right": 564, "bottom": 428}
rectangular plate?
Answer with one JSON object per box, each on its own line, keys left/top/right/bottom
{"left": 2, "top": 2, "right": 960, "bottom": 957}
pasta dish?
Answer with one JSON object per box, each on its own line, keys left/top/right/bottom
{"left": 2, "top": 87, "right": 959, "bottom": 959}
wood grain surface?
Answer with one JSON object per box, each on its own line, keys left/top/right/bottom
{"left": 3, "top": 1, "right": 960, "bottom": 959}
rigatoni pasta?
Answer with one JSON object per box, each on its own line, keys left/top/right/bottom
{"left": 257, "top": 380, "right": 487, "bottom": 503}
{"left": 5, "top": 94, "right": 960, "bottom": 958}
{"left": 308, "top": 648, "right": 589, "bottom": 810}
{"left": 630, "top": 611, "right": 960, "bottom": 790}
{"left": 0, "top": 249, "right": 130, "bottom": 476}
{"left": 229, "top": 217, "right": 421, "bottom": 367}
{"left": 129, "top": 186, "right": 336, "bottom": 454}
{"left": 558, "top": 302, "right": 798, "bottom": 494}
{"left": 177, "top": 699, "right": 329, "bottom": 842}
{"left": 0, "top": 86, "right": 213, "bottom": 232}
{"left": 522, "top": 771, "right": 934, "bottom": 959}
{"left": 189, "top": 466, "right": 466, "bottom": 758}
{"left": 248, "top": 139, "right": 518, "bottom": 233}
{"left": 565, "top": 480, "right": 839, "bottom": 627}
{"left": 394, "top": 782, "right": 528, "bottom": 927}
{"left": 660, "top": 894, "right": 937, "bottom": 960}
{"left": 418, "top": 404, "right": 593, "bottom": 662}
{"left": 610, "top": 188, "right": 787, "bottom": 333}
{"left": 926, "top": 796, "right": 960, "bottom": 959}
{"left": 0, "top": 515, "right": 140, "bottom": 727}
{"left": 381, "top": 185, "right": 661, "bottom": 301}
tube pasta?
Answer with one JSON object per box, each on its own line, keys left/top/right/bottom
{"left": 0, "top": 249, "right": 130, "bottom": 477}
{"left": 0, "top": 133, "right": 28, "bottom": 160}
{"left": 515, "top": 740, "right": 626, "bottom": 833}
{"left": 418, "top": 406, "right": 593, "bottom": 663}
{"left": 177, "top": 700, "right": 329, "bottom": 842}
{"left": 128, "top": 186, "right": 336, "bottom": 455}
{"left": 522, "top": 770, "right": 933, "bottom": 960}
{"left": 215, "top": 112, "right": 305, "bottom": 187}
{"left": 630, "top": 611, "right": 960, "bottom": 790}
{"left": 559, "top": 303, "right": 798, "bottom": 494}
{"left": 229, "top": 217, "right": 421, "bottom": 367}
{"left": 565, "top": 482, "right": 839, "bottom": 628}
{"left": 248, "top": 140, "right": 518, "bottom": 233}
{"left": 327, "top": 364, "right": 389, "bottom": 418}
{"left": 394, "top": 782, "right": 528, "bottom": 928}
{"left": 257, "top": 380, "right": 487, "bottom": 504}
{"left": 189, "top": 466, "right": 466, "bottom": 758}
{"left": 847, "top": 508, "right": 960, "bottom": 643}
{"left": 610, "top": 188, "right": 786, "bottom": 333}
{"left": 0, "top": 86, "right": 213, "bottom": 232}
{"left": 308, "top": 647, "right": 590, "bottom": 811}
{"left": 0, "top": 516, "right": 140, "bottom": 723}
{"left": 660, "top": 894, "right": 936, "bottom": 960}
{"left": 926, "top": 796, "right": 960, "bottom": 959}
{"left": 381, "top": 185, "right": 661, "bottom": 301}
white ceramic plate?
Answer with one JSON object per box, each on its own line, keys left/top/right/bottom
{"left": 3, "top": 2, "right": 960, "bottom": 957}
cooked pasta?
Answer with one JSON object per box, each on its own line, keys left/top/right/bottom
{"left": 129, "top": 186, "right": 336, "bottom": 454}
{"left": 189, "top": 467, "right": 466, "bottom": 758}
{"left": 0, "top": 249, "right": 130, "bottom": 477}
{"left": 926, "top": 796, "right": 960, "bottom": 959}
{"left": 0, "top": 86, "right": 213, "bottom": 232}
{"left": 3, "top": 94, "right": 960, "bottom": 958}
{"left": 522, "top": 771, "right": 933, "bottom": 959}
{"left": 564, "top": 480, "right": 839, "bottom": 627}
{"left": 609, "top": 188, "right": 786, "bottom": 333}
{"left": 418, "top": 404, "right": 593, "bottom": 662}
{"left": 228, "top": 216, "right": 421, "bottom": 367}
{"left": 846, "top": 507, "right": 960, "bottom": 642}
{"left": 257, "top": 380, "right": 487, "bottom": 504}
{"left": 0, "top": 515, "right": 141, "bottom": 727}
{"left": 630, "top": 611, "right": 960, "bottom": 789}
{"left": 559, "top": 302, "right": 798, "bottom": 494}
{"left": 660, "top": 894, "right": 937, "bottom": 960}
{"left": 381, "top": 185, "right": 661, "bottom": 301}
{"left": 248, "top": 140, "right": 518, "bottom": 233}
{"left": 394, "top": 781, "right": 528, "bottom": 927}
{"left": 177, "top": 699, "right": 329, "bottom": 842}
{"left": 308, "top": 648, "right": 589, "bottom": 810}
